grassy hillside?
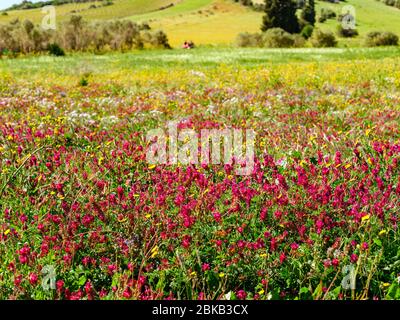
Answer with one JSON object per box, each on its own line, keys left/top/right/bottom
{"left": 0, "top": 0, "right": 399, "bottom": 47}
{"left": 126, "top": 0, "right": 400, "bottom": 46}
{"left": 129, "top": 0, "right": 261, "bottom": 46}
{"left": 0, "top": 0, "right": 183, "bottom": 22}
{"left": 315, "top": 0, "right": 400, "bottom": 47}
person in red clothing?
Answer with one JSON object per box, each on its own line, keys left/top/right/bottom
{"left": 182, "top": 41, "right": 195, "bottom": 49}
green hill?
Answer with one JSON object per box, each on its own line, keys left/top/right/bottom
{"left": 314, "top": 0, "right": 400, "bottom": 47}
{"left": 0, "top": 1, "right": 184, "bottom": 22}
{"left": 1, "top": 0, "right": 399, "bottom": 47}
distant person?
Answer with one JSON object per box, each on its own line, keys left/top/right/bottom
{"left": 182, "top": 41, "right": 190, "bottom": 49}
{"left": 182, "top": 41, "right": 195, "bottom": 49}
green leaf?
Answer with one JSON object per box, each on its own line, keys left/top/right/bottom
{"left": 78, "top": 275, "right": 87, "bottom": 286}
{"left": 385, "top": 282, "right": 398, "bottom": 300}
{"left": 292, "top": 151, "right": 302, "bottom": 159}
{"left": 299, "top": 287, "right": 309, "bottom": 294}
{"left": 396, "top": 288, "right": 400, "bottom": 300}
{"left": 310, "top": 157, "right": 318, "bottom": 165}
{"left": 156, "top": 273, "right": 165, "bottom": 291}
{"left": 111, "top": 273, "right": 120, "bottom": 287}
{"left": 312, "top": 282, "right": 323, "bottom": 299}
{"left": 374, "top": 238, "right": 382, "bottom": 247}
{"left": 299, "top": 286, "right": 312, "bottom": 300}
{"left": 332, "top": 286, "right": 341, "bottom": 298}
{"left": 224, "top": 291, "right": 237, "bottom": 300}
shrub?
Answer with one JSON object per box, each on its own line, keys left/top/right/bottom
{"left": 233, "top": 0, "right": 253, "bottom": 6}
{"left": 383, "top": 0, "right": 396, "bottom": 5}
{"left": 237, "top": 29, "right": 306, "bottom": 48}
{"left": 336, "top": 25, "right": 358, "bottom": 38}
{"left": 293, "top": 34, "right": 306, "bottom": 47}
{"left": 48, "top": 43, "right": 65, "bottom": 56}
{"left": 0, "top": 16, "right": 171, "bottom": 56}
{"left": 301, "top": 24, "right": 314, "bottom": 39}
{"left": 318, "top": 8, "right": 336, "bottom": 23}
{"left": 365, "top": 31, "right": 399, "bottom": 47}
{"left": 262, "top": 28, "right": 295, "bottom": 48}
{"left": 149, "top": 30, "right": 171, "bottom": 49}
{"left": 236, "top": 32, "right": 263, "bottom": 47}
{"left": 310, "top": 29, "right": 337, "bottom": 47}
{"left": 140, "top": 22, "right": 151, "bottom": 31}
{"left": 79, "top": 77, "right": 89, "bottom": 87}
{"left": 380, "top": 0, "right": 400, "bottom": 8}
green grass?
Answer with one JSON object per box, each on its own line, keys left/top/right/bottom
{"left": 0, "top": 0, "right": 183, "bottom": 22}
{"left": 132, "top": 0, "right": 260, "bottom": 46}
{"left": 315, "top": 0, "right": 400, "bottom": 47}
{"left": 0, "top": 0, "right": 399, "bottom": 47}
{"left": 1, "top": 47, "right": 400, "bottom": 82}
{"left": 129, "top": 0, "right": 215, "bottom": 20}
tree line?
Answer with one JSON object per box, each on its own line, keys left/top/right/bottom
{"left": 3, "top": 0, "right": 110, "bottom": 11}
{"left": 0, "top": 15, "right": 170, "bottom": 57}
{"left": 236, "top": 0, "right": 398, "bottom": 48}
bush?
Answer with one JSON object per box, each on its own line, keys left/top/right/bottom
{"left": 310, "top": 29, "right": 337, "bottom": 47}
{"left": 0, "top": 16, "right": 171, "bottom": 56}
{"left": 383, "top": 0, "right": 396, "bottom": 5}
{"left": 318, "top": 8, "right": 336, "bottom": 23}
{"left": 336, "top": 25, "right": 358, "bottom": 38}
{"left": 365, "top": 31, "right": 399, "bottom": 47}
{"left": 380, "top": 0, "right": 400, "bottom": 8}
{"left": 233, "top": 0, "right": 253, "bottom": 6}
{"left": 301, "top": 25, "right": 314, "bottom": 39}
{"left": 149, "top": 30, "right": 171, "bottom": 49}
{"left": 262, "top": 28, "right": 295, "bottom": 48}
{"left": 79, "top": 77, "right": 89, "bottom": 87}
{"left": 293, "top": 34, "right": 306, "bottom": 47}
{"left": 140, "top": 22, "right": 151, "bottom": 31}
{"left": 48, "top": 43, "right": 65, "bottom": 56}
{"left": 236, "top": 32, "right": 263, "bottom": 47}
{"left": 236, "top": 29, "right": 306, "bottom": 48}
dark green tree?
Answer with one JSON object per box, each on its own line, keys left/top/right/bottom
{"left": 261, "top": 0, "right": 300, "bottom": 34}
{"left": 301, "top": 0, "right": 316, "bottom": 26}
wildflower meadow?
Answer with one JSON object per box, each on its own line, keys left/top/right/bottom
{"left": 0, "top": 48, "right": 399, "bottom": 300}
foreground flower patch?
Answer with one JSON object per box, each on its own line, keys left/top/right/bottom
{"left": 0, "top": 59, "right": 399, "bottom": 300}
